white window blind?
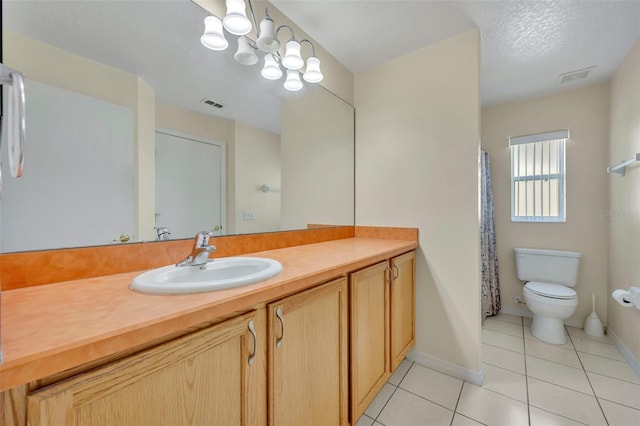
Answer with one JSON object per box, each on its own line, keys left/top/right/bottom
{"left": 509, "top": 130, "right": 568, "bottom": 223}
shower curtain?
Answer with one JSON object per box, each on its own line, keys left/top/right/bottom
{"left": 481, "top": 148, "right": 501, "bottom": 320}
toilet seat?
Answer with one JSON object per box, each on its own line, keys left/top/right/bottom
{"left": 525, "top": 281, "right": 576, "bottom": 300}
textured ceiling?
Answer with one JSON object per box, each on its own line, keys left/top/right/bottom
{"left": 273, "top": 0, "right": 640, "bottom": 105}
{"left": 4, "top": 0, "right": 640, "bottom": 133}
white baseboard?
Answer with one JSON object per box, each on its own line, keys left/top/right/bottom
{"left": 407, "top": 349, "right": 485, "bottom": 386}
{"left": 607, "top": 327, "right": 640, "bottom": 378}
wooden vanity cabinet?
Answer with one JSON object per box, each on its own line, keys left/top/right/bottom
{"left": 350, "top": 251, "right": 416, "bottom": 423}
{"left": 26, "top": 310, "right": 266, "bottom": 426}
{"left": 390, "top": 251, "right": 416, "bottom": 370}
{"left": 268, "top": 277, "right": 349, "bottom": 426}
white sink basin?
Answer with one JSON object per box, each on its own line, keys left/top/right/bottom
{"left": 130, "top": 257, "right": 283, "bottom": 294}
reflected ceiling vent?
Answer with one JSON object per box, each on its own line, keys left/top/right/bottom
{"left": 201, "top": 98, "right": 224, "bottom": 108}
{"left": 557, "top": 66, "right": 597, "bottom": 85}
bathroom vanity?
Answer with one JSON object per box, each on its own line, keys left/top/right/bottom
{"left": 0, "top": 228, "right": 417, "bottom": 425}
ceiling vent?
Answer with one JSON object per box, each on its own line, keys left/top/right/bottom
{"left": 201, "top": 98, "right": 224, "bottom": 108}
{"left": 557, "top": 66, "right": 597, "bottom": 85}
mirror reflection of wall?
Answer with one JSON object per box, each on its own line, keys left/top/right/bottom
{"left": 0, "top": 0, "right": 355, "bottom": 253}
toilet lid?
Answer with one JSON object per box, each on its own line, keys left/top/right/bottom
{"left": 525, "top": 282, "right": 576, "bottom": 299}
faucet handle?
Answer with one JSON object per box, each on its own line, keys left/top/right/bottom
{"left": 194, "top": 230, "right": 215, "bottom": 247}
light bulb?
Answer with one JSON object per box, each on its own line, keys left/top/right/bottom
{"left": 303, "top": 56, "right": 323, "bottom": 83}
{"left": 201, "top": 16, "right": 228, "bottom": 51}
{"left": 284, "top": 69, "right": 303, "bottom": 91}
{"left": 261, "top": 54, "right": 283, "bottom": 80}
{"left": 223, "top": 0, "right": 252, "bottom": 36}
{"left": 257, "top": 16, "right": 280, "bottom": 52}
{"left": 234, "top": 36, "right": 258, "bottom": 65}
{"left": 282, "top": 40, "right": 304, "bottom": 70}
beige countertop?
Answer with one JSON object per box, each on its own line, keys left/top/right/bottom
{"left": 0, "top": 237, "right": 417, "bottom": 391}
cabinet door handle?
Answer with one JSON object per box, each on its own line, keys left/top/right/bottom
{"left": 386, "top": 265, "right": 392, "bottom": 285}
{"left": 247, "top": 320, "right": 257, "bottom": 366}
{"left": 393, "top": 264, "right": 399, "bottom": 280}
{"left": 275, "top": 306, "right": 285, "bottom": 348}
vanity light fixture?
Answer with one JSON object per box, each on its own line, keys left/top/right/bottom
{"left": 234, "top": 36, "right": 258, "bottom": 65}
{"left": 223, "top": 0, "right": 252, "bottom": 35}
{"left": 201, "top": 16, "right": 228, "bottom": 51}
{"left": 199, "top": 2, "right": 323, "bottom": 92}
{"left": 283, "top": 69, "right": 303, "bottom": 91}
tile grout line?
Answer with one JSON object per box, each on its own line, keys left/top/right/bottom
{"left": 372, "top": 361, "right": 416, "bottom": 424}
{"left": 567, "top": 325, "right": 610, "bottom": 426}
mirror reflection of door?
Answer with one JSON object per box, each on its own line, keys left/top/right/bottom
{"left": 155, "top": 130, "right": 225, "bottom": 240}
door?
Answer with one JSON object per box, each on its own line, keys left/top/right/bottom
{"left": 155, "top": 130, "right": 225, "bottom": 239}
{"left": 27, "top": 312, "right": 261, "bottom": 425}
{"left": 390, "top": 251, "right": 416, "bottom": 370}
{"left": 350, "top": 261, "right": 391, "bottom": 422}
{"left": 268, "top": 278, "right": 348, "bottom": 426}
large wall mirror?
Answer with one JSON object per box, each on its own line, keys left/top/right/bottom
{"left": 0, "top": 0, "right": 354, "bottom": 253}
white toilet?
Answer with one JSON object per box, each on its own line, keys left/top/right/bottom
{"left": 514, "top": 248, "right": 581, "bottom": 344}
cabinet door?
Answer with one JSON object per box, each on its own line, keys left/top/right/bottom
{"left": 390, "top": 251, "right": 416, "bottom": 370}
{"left": 350, "top": 261, "right": 391, "bottom": 422}
{"left": 27, "top": 311, "right": 263, "bottom": 426}
{"left": 268, "top": 277, "right": 348, "bottom": 426}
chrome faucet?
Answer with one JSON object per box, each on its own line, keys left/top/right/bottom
{"left": 176, "top": 231, "right": 216, "bottom": 268}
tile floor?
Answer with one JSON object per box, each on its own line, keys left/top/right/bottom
{"left": 357, "top": 313, "right": 640, "bottom": 426}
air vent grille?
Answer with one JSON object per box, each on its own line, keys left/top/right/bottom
{"left": 201, "top": 98, "right": 224, "bottom": 108}
{"left": 557, "top": 66, "right": 596, "bottom": 85}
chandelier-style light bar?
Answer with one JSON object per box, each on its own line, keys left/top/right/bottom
{"left": 199, "top": 1, "right": 323, "bottom": 91}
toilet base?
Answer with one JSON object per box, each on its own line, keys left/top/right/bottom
{"left": 531, "top": 315, "right": 567, "bottom": 345}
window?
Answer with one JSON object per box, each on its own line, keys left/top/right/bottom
{"left": 509, "top": 130, "right": 568, "bottom": 222}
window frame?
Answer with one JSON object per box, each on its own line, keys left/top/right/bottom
{"left": 509, "top": 130, "right": 568, "bottom": 223}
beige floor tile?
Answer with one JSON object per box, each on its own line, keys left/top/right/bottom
{"left": 456, "top": 383, "right": 529, "bottom": 426}
{"left": 578, "top": 352, "right": 640, "bottom": 384}
{"left": 377, "top": 388, "right": 453, "bottom": 426}
{"left": 529, "top": 406, "right": 586, "bottom": 426}
{"left": 355, "top": 414, "right": 374, "bottom": 426}
{"left": 587, "top": 372, "right": 640, "bottom": 409}
{"left": 523, "top": 316, "right": 533, "bottom": 326}
{"left": 482, "top": 329, "right": 524, "bottom": 353}
{"left": 364, "top": 383, "right": 395, "bottom": 419}
{"left": 373, "top": 423, "right": 384, "bottom": 426}
{"left": 481, "top": 363, "right": 528, "bottom": 402}
{"left": 528, "top": 377, "right": 607, "bottom": 425}
{"left": 483, "top": 317, "right": 524, "bottom": 338}
{"left": 599, "top": 399, "right": 640, "bottom": 426}
{"left": 573, "top": 339, "right": 626, "bottom": 362}
{"left": 399, "top": 364, "right": 463, "bottom": 409}
{"left": 388, "top": 359, "right": 413, "bottom": 386}
{"left": 525, "top": 339, "right": 582, "bottom": 368}
{"left": 525, "top": 356, "right": 593, "bottom": 395}
{"left": 451, "top": 413, "right": 485, "bottom": 426}
{"left": 524, "top": 326, "right": 573, "bottom": 349}
{"left": 566, "top": 326, "right": 614, "bottom": 344}
{"left": 493, "top": 312, "right": 523, "bottom": 324}
{"left": 482, "top": 343, "right": 526, "bottom": 374}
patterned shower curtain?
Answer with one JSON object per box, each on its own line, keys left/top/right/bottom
{"left": 481, "top": 148, "right": 501, "bottom": 320}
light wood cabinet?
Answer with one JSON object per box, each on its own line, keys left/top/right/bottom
{"left": 26, "top": 310, "right": 265, "bottom": 426}
{"left": 350, "top": 251, "right": 415, "bottom": 423}
{"left": 350, "top": 261, "right": 390, "bottom": 421}
{"left": 390, "top": 251, "right": 416, "bottom": 370}
{"left": 268, "top": 277, "right": 349, "bottom": 426}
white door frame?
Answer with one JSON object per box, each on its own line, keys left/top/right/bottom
{"left": 155, "top": 128, "right": 227, "bottom": 236}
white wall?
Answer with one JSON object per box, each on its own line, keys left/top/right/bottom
{"left": 233, "top": 122, "right": 281, "bottom": 234}
{"left": 607, "top": 39, "right": 640, "bottom": 364}
{"left": 355, "top": 30, "right": 482, "bottom": 374}
{"left": 281, "top": 87, "right": 354, "bottom": 230}
{"left": 482, "top": 83, "right": 610, "bottom": 327}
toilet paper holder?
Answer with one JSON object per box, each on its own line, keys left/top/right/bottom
{"left": 611, "top": 287, "right": 640, "bottom": 310}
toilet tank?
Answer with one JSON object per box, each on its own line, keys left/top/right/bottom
{"left": 514, "top": 248, "right": 581, "bottom": 286}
